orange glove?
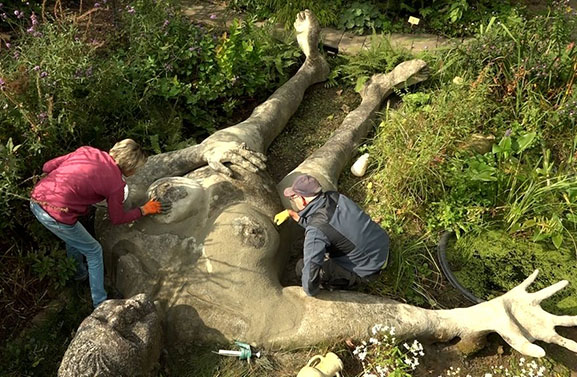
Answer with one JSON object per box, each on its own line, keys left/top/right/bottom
{"left": 140, "top": 199, "right": 162, "bottom": 216}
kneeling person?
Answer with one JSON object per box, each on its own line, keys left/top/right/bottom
{"left": 284, "top": 174, "right": 389, "bottom": 296}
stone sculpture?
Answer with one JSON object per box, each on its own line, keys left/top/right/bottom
{"left": 58, "top": 294, "right": 161, "bottom": 377}
{"left": 93, "top": 9, "right": 577, "bottom": 365}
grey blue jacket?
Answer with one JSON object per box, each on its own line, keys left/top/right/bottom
{"left": 297, "top": 191, "right": 389, "bottom": 296}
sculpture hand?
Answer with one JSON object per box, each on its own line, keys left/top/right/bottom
{"left": 485, "top": 269, "right": 577, "bottom": 357}
{"left": 202, "top": 140, "right": 267, "bottom": 177}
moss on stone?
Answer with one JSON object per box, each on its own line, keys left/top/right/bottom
{"left": 446, "top": 230, "right": 577, "bottom": 315}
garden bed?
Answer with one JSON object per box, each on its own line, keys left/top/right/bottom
{"left": 442, "top": 230, "right": 577, "bottom": 315}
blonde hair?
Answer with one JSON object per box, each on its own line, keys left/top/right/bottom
{"left": 109, "top": 139, "right": 146, "bottom": 173}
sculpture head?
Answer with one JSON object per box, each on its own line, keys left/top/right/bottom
{"left": 58, "top": 294, "right": 162, "bottom": 377}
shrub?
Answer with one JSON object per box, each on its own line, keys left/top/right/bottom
{"left": 229, "top": 0, "right": 343, "bottom": 27}
{"left": 0, "top": 0, "right": 301, "bottom": 355}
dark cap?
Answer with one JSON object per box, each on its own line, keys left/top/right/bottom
{"left": 283, "top": 174, "right": 323, "bottom": 197}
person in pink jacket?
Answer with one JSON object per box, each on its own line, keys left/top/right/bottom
{"left": 30, "top": 139, "right": 169, "bottom": 307}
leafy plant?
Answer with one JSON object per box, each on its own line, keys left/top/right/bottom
{"left": 29, "top": 247, "right": 76, "bottom": 289}
{"left": 231, "top": 0, "right": 343, "bottom": 27}
{"left": 338, "top": 1, "right": 389, "bottom": 35}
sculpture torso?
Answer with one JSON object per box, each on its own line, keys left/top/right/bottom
{"left": 97, "top": 166, "right": 304, "bottom": 345}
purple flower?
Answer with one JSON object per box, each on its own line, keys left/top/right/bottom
{"left": 210, "top": 14, "right": 217, "bottom": 19}
{"left": 14, "top": 10, "right": 19, "bottom": 16}
{"left": 504, "top": 129, "right": 512, "bottom": 137}
{"left": 5, "top": 42, "right": 10, "bottom": 48}
{"left": 126, "top": 5, "right": 135, "bottom": 13}
{"left": 94, "top": 2, "right": 100, "bottom": 7}
{"left": 0, "top": 78, "right": 5, "bottom": 89}
{"left": 162, "top": 19, "right": 169, "bottom": 28}
{"left": 1, "top": 13, "right": 6, "bottom": 20}
{"left": 40, "top": 71, "right": 48, "bottom": 78}
{"left": 0, "top": 3, "right": 3, "bottom": 8}
{"left": 33, "top": 65, "right": 40, "bottom": 71}
{"left": 188, "top": 46, "right": 196, "bottom": 51}
{"left": 38, "top": 112, "right": 47, "bottom": 123}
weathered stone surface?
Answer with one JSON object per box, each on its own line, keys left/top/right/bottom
{"left": 58, "top": 294, "right": 162, "bottom": 377}
{"left": 388, "top": 33, "right": 437, "bottom": 52}
{"left": 338, "top": 32, "right": 366, "bottom": 55}
{"left": 320, "top": 27, "right": 343, "bottom": 51}
{"left": 83, "top": 10, "right": 577, "bottom": 376}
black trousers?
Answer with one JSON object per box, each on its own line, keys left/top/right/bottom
{"left": 295, "top": 258, "right": 380, "bottom": 291}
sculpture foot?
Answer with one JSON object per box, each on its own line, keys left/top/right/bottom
{"left": 294, "top": 9, "right": 322, "bottom": 60}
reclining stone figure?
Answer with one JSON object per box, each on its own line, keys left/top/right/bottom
{"left": 86, "top": 9, "right": 577, "bottom": 373}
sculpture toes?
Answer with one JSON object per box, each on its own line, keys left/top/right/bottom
{"left": 555, "top": 314, "right": 577, "bottom": 327}
{"left": 502, "top": 332, "right": 545, "bottom": 358}
{"left": 549, "top": 334, "right": 577, "bottom": 353}
{"left": 519, "top": 343, "right": 546, "bottom": 358}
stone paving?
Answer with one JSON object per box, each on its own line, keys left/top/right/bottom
{"left": 181, "top": 0, "right": 458, "bottom": 55}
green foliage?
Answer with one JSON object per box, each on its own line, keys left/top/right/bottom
{"left": 0, "top": 0, "right": 301, "bottom": 241}
{"left": 229, "top": 0, "right": 343, "bottom": 27}
{"left": 355, "top": 4, "right": 577, "bottom": 305}
{"left": 0, "top": 285, "right": 93, "bottom": 376}
{"left": 29, "top": 247, "right": 76, "bottom": 289}
{"left": 0, "top": 0, "right": 301, "bottom": 366}
{"left": 327, "top": 36, "right": 413, "bottom": 89}
{"left": 338, "top": 1, "right": 390, "bottom": 35}
{"left": 447, "top": 230, "right": 577, "bottom": 314}
{"left": 365, "top": 3, "right": 577, "bottom": 242}
{"left": 365, "top": 83, "right": 492, "bottom": 236}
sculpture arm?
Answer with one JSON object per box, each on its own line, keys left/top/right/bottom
{"left": 275, "top": 270, "right": 577, "bottom": 358}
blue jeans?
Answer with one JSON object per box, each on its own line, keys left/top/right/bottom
{"left": 30, "top": 202, "right": 107, "bottom": 307}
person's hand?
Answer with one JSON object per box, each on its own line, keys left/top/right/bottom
{"left": 287, "top": 209, "right": 299, "bottom": 222}
{"left": 140, "top": 199, "right": 171, "bottom": 216}
{"left": 273, "top": 210, "right": 290, "bottom": 226}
